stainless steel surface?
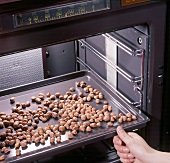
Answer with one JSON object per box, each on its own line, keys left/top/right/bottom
{"left": 0, "top": 48, "right": 44, "bottom": 91}
{"left": 0, "top": 70, "right": 149, "bottom": 163}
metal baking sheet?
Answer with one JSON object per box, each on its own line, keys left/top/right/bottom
{"left": 0, "top": 70, "right": 149, "bottom": 163}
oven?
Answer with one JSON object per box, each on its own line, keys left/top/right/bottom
{"left": 0, "top": 0, "right": 168, "bottom": 162}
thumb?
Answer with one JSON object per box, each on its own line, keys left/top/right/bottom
{"left": 116, "top": 126, "right": 132, "bottom": 146}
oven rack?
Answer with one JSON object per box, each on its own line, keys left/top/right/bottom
{"left": 78, "top": 39, "right": 143, "bottom": 84}
{"left": 77, "top": 57, "right": 141, "bottom": 107}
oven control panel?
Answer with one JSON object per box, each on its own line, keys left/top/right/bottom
{"left": 13, "top": 0, "right": 110, "bottom": 27}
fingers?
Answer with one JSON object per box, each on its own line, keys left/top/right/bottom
{"left": 113, "top": 135, "right": 122, "bottom": 145}
{"left": 114, "top": 144, "right": 130, "bottom": 153}
{"left": 116, "top": 126, "right": 133, "bottom": 146}
{"left": 120, "top": 158, "right": 135, "bottom": 163}
{"left": 117, "top": 151, "right": 134, "bottom": 159}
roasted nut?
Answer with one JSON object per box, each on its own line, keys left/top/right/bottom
{"left": 96, "top": 122, "right": 101, "bottom": 127}
{"left": 79, "top": 92, "right": 84, "bottom": 98}
{"left": 10, "top": 97, "right": 15, "bottom": 103}
{"left": 76, "top": 81, "right": 80, "bottom": 87}
{"left": 32, "top": 123, "right": 38, "bottom": 128}
{"left": 108, "top": 106, "right": 112, "bottom": 112}
{"left": 72, "top": 130, "right": 77, "bottom": 135}
{"left": 52, "top": 112, "right": 58, "bottom": 118}
{"left": 107, "top": 122, "right": 113, "bottom": 127}
{"left": 68, "top": 132, "right": 74, "bottom": 139}
{"left": 35, "top": 98, "right": 41, "bottom": 104}
{"left": 86, "top": 126, "right": 92, "bottom": 132}
{"left": 126, "top": 112, "right": 132, "bottom": 118}
{"left": 69, "top": 87, "right": 75, "bottom": 92}
{"left": 55, "top": 92, "right": 61, "bottom": 98}
{"left": 3, "top": 120, "right": 9, "bottom": 127}
{"left": 40, "top": 138, "right": 45, "bottom": 144}
{"left": 95, "top": 99, "right": 101, "bottom": 104}
{"left": 127, "top": 117, "right": 132, "bottom": 122}
{"left": 38, "top": 127, "right": 44, "bottom": 135}
{"left": 0, "top": 122, "right": 3, "bottom": 128}
{"left": 90, "top": 123, "right": 97, "bottom": 128}
{"left": 118, "top": 117, "right": 123, "bottom": 123}
{"left": 59, "top": 126, "right": 65, "bottom": 132}
{"left": 34, "top": 117, "right": 39, "bottom": 123}
{"left": 56, "top": 136, "right": 61, "bottom": 143}
{"left": 31, "top": 96, "right": 36, "bottom": 102}
{"left": 50, "top": 137, "right": 55, "bottom": 144}
{"left": 25, "top": 101, "right": 30, "bottom": 107}
{"left": 16, "top": 102, "right": 20, "bottom": 107}
{"left": 103, "top": 101, "right": 108, "bottom": 105}
{"left": 122, "top": 116, "right": 127, "bottom": 122}
{"left": 16, "top": 149, "right": 21, "bottom": 156}
{"left": 81, "top": 115, "right": 86, "bottom": 121}
{"left": 50, "top": 95, "right": 55, "bottom": 100}
{"left": 34, "top": 137, "right": 41, "bottom": 144}
{"left": 87, "top": 96, "right": 91, "bottom": 101}
{"left": 15, "top": 143, "right": 20, "bottom": 149}
{"left": 46, "top": 93, "right": 51, "bottom": 97}
{"left": 79, "top": 125, "right": 85, "bottom": 132}
{"left": 132, "top": 115, "right": 137, "bottom": 120}
{"left": 103, "top": 115, "right": 110, "bottom": 122}
{"left": 20, "top": 140, "right": 27, "bottom": 148}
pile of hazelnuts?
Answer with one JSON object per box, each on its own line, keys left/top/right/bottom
{"left": 0, "top": 81, "right": 137, "bottom": 161}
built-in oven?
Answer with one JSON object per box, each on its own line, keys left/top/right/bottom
{"left": 0, "top": 0, "right": 168, "bottom": 162}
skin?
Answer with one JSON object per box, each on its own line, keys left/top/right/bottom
{"left": 113, "top": 126, "right": 170, "bottom": 163}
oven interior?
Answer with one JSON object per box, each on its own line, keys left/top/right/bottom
{"left": 0, "top": 24, "right": 149, "bottom": 162}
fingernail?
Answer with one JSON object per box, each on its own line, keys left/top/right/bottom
{"left": 116, "top": 140, "right": 121, "bottom": 145}
{"left": 128, "top": 153, "right": 134, "bottom": 159}
{"left": 123, "top": 148, "right": 129, "bottom": 152}
{"left": 117, "top": 126, "right": 124, "bottom": 133}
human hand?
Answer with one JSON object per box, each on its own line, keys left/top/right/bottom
{"left": 113, "top": 126, "right": 155, "bottom": 163}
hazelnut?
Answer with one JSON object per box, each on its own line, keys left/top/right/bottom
{"left": 15, "top": 143, "right": 20, "bottom": 149}
{"left": 96, "top": 122, "right": 101, "bottom": 127}
{"left": 55, "top": 92, "right": 61, "bottom": 98}
{"left": 31, "top": 96, "right": 36, "bottom": 102}
{"left": 95, "top": 99, "right": 101, "bottom": 104}
{"left": 40, "top": 139, "right": 45, "bottom": 144}
{"left": 107, "top": 122, "right": 113, "bottom": 127}
{"left": 35, "top": 98, "right": 41, "bottom": 104}
{"left": 126, "top": 112, "right": 132, "bottom": 118}
{"left": 108, "top": 106, "right": 112, "bottom": 112}
{"left": 50, "top": 137, "right": 55, "bottom": 144}
{"left": 50, "top": 95, "right": 55, "bottom": 100}
{"left": 25, "top": 101, "right": 30, "bottom": 107}
{"left": 16, "top": 149, "right": 21, "bottom": 156}
{"left": 122, "top": 116, "right": 127, "bottom": 122}
{"left": 0, "top": 122, "right": 3, "bottom": 128}
{"left": 46, "top": 93, "right": 51, "bottom": 97}
{"left": 16, "top": 102, "right": 20, "bottom": 107}
{"left": 69, "top": 87, "right": 75, "bottom": 92}
{"left": 86, "top": 126, "right": 92, "bottom": 132}
{"left": 56, "top": 136, "right": 61, "bottom": 143}
{"left": 132, "top": 115, "right": 137, "bottom": 120}
{"left": 118, "top": 117, "right": 123, "bottom": 123}
{"left": 10, "top": 97, "right": 15, "bottom": 103}
{"left": 79, "top": 125, "right": 85, "bottom": 132}
{"left": 59, "top": 126, "right": 65, "bottom": 132}
{"left": 103, "top": 101, "right": 108, "bottom": 105}
{"left": 68, "top": 132, "right": 74, "bottom": 139}
{"left": 72, "top": 130, "right": 77, "bottom": 135}
{"left": 76, "top": 82, "right": 80, "bottom": 87}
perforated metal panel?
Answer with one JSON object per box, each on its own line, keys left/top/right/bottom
{"left": 0, "top": 48, "right": 44, "bottom": 90}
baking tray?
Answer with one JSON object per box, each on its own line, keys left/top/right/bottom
{"left": 0, "top": 70, "right": 149, "bottom": 163}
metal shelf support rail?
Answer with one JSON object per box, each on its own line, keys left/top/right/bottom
{"left": 79, "top": 39, "right": 142, "bottom": 83}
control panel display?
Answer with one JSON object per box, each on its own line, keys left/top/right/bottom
{"left": 14, "top": 0, "right": 110, "bottom": 27}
